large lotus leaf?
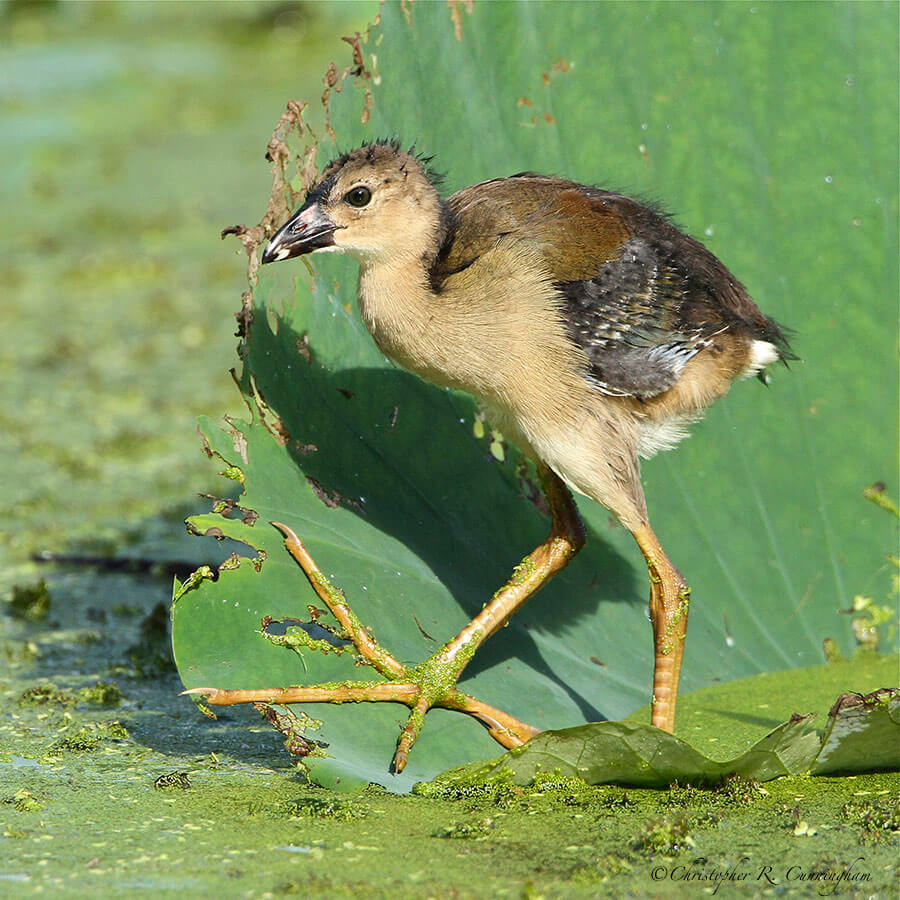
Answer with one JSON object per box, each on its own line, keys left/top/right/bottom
{"left": 420, "top": 692, "right": 900, "bottom": 791}
{"left": 419, "top": 660, "right": 899, "bottom": 790}
{"left": 813, "top": 688, "right": 900, "bottom": 775}
{"left": 421, "top": 719, "right": 823, "bottom": 791}
{"left": 172, "top": 2, "right": 898, "bottom": 791}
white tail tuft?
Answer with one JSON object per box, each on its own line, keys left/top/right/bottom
{"left": 741, "top": 340, "right": 779, "bottom": 379}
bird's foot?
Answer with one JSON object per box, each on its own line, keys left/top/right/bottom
{"left": 182, "top": 521, "right": 539, "bottom": 772}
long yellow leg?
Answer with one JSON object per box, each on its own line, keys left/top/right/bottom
{"left": 185, "top": 465, "right": 586, "bottom": 772}
{"left": 421, "top": 465, "right": 585, "bottom": 682}
{"left": 390, "top": 465, "right": 585, "bottom": 769}
{"left": 631, "top": 522, "right": 690, "bottom": 732}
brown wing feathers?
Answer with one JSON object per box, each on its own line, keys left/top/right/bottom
{"left": 433, "top": 176, "right": 790, "bottom": 399}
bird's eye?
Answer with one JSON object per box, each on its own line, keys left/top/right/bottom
{"left": 344, "top": 186, "right": 372, "bottom": 208}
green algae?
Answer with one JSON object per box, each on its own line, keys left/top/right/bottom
{"left": 47, "top": 721, "right": 130, "bottom": 755}
{"left": 78, "top": 680, "right": 124, "bottom": 707}
{"left": 507, "top": 555, "right": 537, "bottom": 589}
{"left": 153, "top": 772, "right": 192, "bottom": 791}
{"left": 219, "top": 465, "right": 245, "bottom": 484}
{"left": 264, "top": 625, "right": 355, "bottom": 660}
{"left": 432, "top": 816, "right": 496, "bottom": 840}
{"left": 4, "top": 790, "right": 47, "bottom": 813}
{"left": 278, "top": 796, "right": 368, "bottom": 822}
{"left": 21, "top": 679, "right": 123, "bottom": 709}
{"left": 0, "top": 1, "right": 373, "bottom": 576}
{"left": 18, "top": 684, "right": 77, "bottom": 708}
{"left": 635, "top": 814, "right": 702, "bottom": 855}
{"left": 8, "top": 580, "right": 51, "bottom": 622}
{"left": 2, "top": 567, "right": 898, "bottom": 898}
{"left": 841, "top": 795, "right": 900, "bottom": 844}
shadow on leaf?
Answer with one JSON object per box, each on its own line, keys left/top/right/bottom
{"left": 240, "top": 300, "right": 644, "bottom": 721}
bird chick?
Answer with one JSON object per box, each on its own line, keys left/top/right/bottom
{"left": 257, "top": 139, "right": 791, "bottom": 767}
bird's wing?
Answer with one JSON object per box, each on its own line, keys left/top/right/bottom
{"left": 439, "top": 177, "right": 785, "bottom": 399}
{"left": 556, "top": 238, "right": 716, "bottom": 398}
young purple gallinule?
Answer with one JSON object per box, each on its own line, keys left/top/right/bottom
{"left": 188, "top": 140, "right": 791, "bottom": 772}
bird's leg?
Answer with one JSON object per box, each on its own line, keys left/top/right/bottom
{"left": 415, "top": 465, "right": 585, "bottom": 686}
{"left": 184, "top": 466, "right": 584, "bottom": 772}
{"left": 631, "top": 522, "right": 690, "bottom": 733}
{"left": 390, "top": 464, "right": 586, "bottom": 768}
{"left": 272, "top": 523, "right": 544, "bottom": 758}
{"left": 184, "top": 521, "right": 540, "bottom": 762}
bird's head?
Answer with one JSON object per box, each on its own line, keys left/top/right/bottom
{"left": 262, "top": 140, "right": 446, "bottom": 267}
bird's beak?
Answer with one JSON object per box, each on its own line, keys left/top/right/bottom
{"left": 261, "top": 198, "right": 337, "bottom": 264}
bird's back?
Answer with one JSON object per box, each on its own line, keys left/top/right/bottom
{"left": 435, "top": 175, "right": 790, "bottom": 402}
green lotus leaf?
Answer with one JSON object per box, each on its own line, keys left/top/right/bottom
{"left": 173, "top": 1, "right": 898, "bottom": 791}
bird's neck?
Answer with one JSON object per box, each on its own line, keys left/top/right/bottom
{"left": 357, "top": 257, "right": 453, "bottom": 385}
{"left": 356, "top": 242, "right": 586, "bottom": 447}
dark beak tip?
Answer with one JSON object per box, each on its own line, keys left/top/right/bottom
{"left": 259, "top": 204, "right": 336, "bottom": 266}
{"left": 260, "top": 233, "right": 296, "bottom": 265}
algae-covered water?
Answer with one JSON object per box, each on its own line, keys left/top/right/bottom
{"left": 4, "top": 576, "right": 898, "bottom": 898}
{"left": 0, "top": 0, "right": 370, "bottom": 573}
{"left": 2, "top": 2, "right": 898, "bottom": 897}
